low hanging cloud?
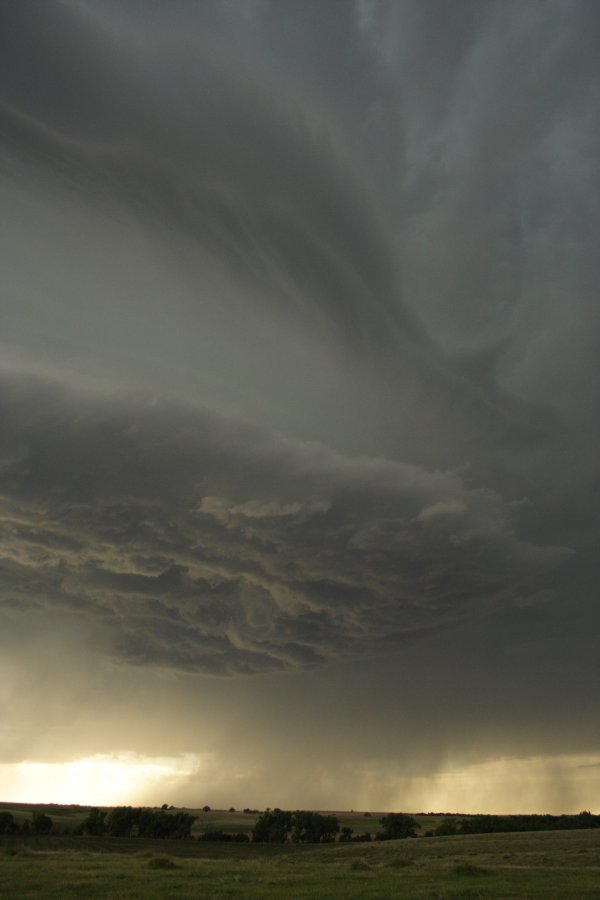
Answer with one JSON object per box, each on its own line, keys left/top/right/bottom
{"left": 0, "top": 372, "right": 570, "bottom": 676}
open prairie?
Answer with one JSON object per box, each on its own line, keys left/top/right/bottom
{"left": 2, "top": 827, "right": 600, "bottom": 898}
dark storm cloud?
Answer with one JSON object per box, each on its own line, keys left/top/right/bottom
{"left": 1, "top": 0, "right": 412, "bottom": 358}
{"left": 379, "top": 0, "right": 600, "bottom": 417}
{"left": 3, "top": 0, "right": 592, "bottom": 481}
{"left": 0, "top": 372, "right": 569, "bottom": 675}
{"left": 1, "top": 0, "right": 598, "bottom": 682}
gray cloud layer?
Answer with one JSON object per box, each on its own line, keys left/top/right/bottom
{"left": 0, "top": 372, "right": 570, "bottom": 675}
{"left": 1, "top": 0, "right": 598, "bottom": 686}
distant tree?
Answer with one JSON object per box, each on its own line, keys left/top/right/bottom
{"left": 0, "top": 812, "right": 17, "bottom": 834}
{"left": 80, "top": 808, "right": 107, "bottom": 836}
{"left": 377, "top": 813, "right": 417, "bottom": 840}
{"left": 161, "top": 804, "right": 169, "bottom": 810}
{"left": 252, "top": 810, "right": 339, "bottom": 844}
{"left": 318, "top": 814, "right": 339, "bottom": 844}
{"left": 577, "top": 811, "right": 595, "bottom": 826}
{"left": 105, "top": 806, "right": 135, "bottom": 837}
{"left": 104, "top": 807, "right": 195, "bottom": 839}
{"left": 291, "top": 811, "right": 339, "bottom": 844}
{"left": 434, "top": 818, "right": 458, "bottom": 836}
{"left": 138, "top": 809, "right": 196, "bottom": 839}
{"left": 202, "top": 805, "right": 211, "bottom": 812}
{"left": 339, "top": 826, "right": 353, "bottom": 842}
{"left": 458, "top": 815, "right": 496, "bottom": 835}
{"left": 137, "top": 809, "right": 166, "bottom": 838}
{"left": 252, "top": 809, "right": 292, "bottom": 843}
{"left": 228, "top": 807, "right": 236, "bottom": 813}
{"left": 163, "top": 811, "right": 196, "bottom": 839}
{"left": 450, "top": 812, "right": 600, "bottom": 837}
{"left": 31, "top": 812, "right": 53, "bottom": 835}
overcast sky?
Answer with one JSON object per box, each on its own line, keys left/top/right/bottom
{"left": 1, "top": 0, "right": 599, "bottom": 814}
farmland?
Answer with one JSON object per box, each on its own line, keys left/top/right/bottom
{"left": 1, "top": 811, "right": 600, "bottom": 898}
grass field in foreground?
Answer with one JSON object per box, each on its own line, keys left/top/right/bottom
{"left": 2, "top": 828, "right": 600, "bottom": 898}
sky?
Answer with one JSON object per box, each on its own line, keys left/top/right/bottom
{"left": 1, "top": 0, "right": 599, "bottom": 815}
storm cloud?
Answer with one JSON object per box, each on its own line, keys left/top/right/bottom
{"left": 1, "top": 0, "right": 599, "bottom": 811}
{"left": 0, "top": 372, "right": 570, "bottom": 675}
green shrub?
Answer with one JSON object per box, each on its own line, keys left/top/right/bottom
{"left": 147, "top": 854, "right": 178, "bottom": 870}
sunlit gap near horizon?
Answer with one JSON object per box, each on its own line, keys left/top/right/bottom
{"left": 1, "top": 752, "right": 599, "bottom": 815}
{"left": 0, "top": 753, "right": 203, "bottom": 806}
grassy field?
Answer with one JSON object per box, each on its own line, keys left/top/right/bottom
{"left": 1, "top": 827, "right": 600, "bottom": 898}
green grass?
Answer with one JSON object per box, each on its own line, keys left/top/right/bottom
{"left": 2, "top": 828, "right": 600, "bottom": 898}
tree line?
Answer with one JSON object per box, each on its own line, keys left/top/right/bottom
{"left": 0, "top": 807, "right": 416, "bottom": 843}
{"left": 250, "top": 809, "right": 417, "bottom": 843}
{"left": 0, "top": 812, "right": 53, "bottom": 835}
{"left": 0, "top": 808, "right": 197, "bottom": 839}
{"left": 78, "top": 806, "right": 197, "bottom": 838}
{"left": 428, "top": 811, "right": 600, "bottom": 837}
{"left": 3, "top": 807, "right": 598, "bottom": 842}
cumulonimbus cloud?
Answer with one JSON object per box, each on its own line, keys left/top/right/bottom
{"left": 0, "top": 1, "right": 597, "bottom": 684}
{"left": 0, "top": 373, "right": 571, "bottom": 675}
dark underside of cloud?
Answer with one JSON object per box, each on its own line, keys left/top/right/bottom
{"left": 0, "top": 373, "right": 571, "bottom": 675}
{"left": 0, "top": 0, "right": 598, "bottom": 679}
